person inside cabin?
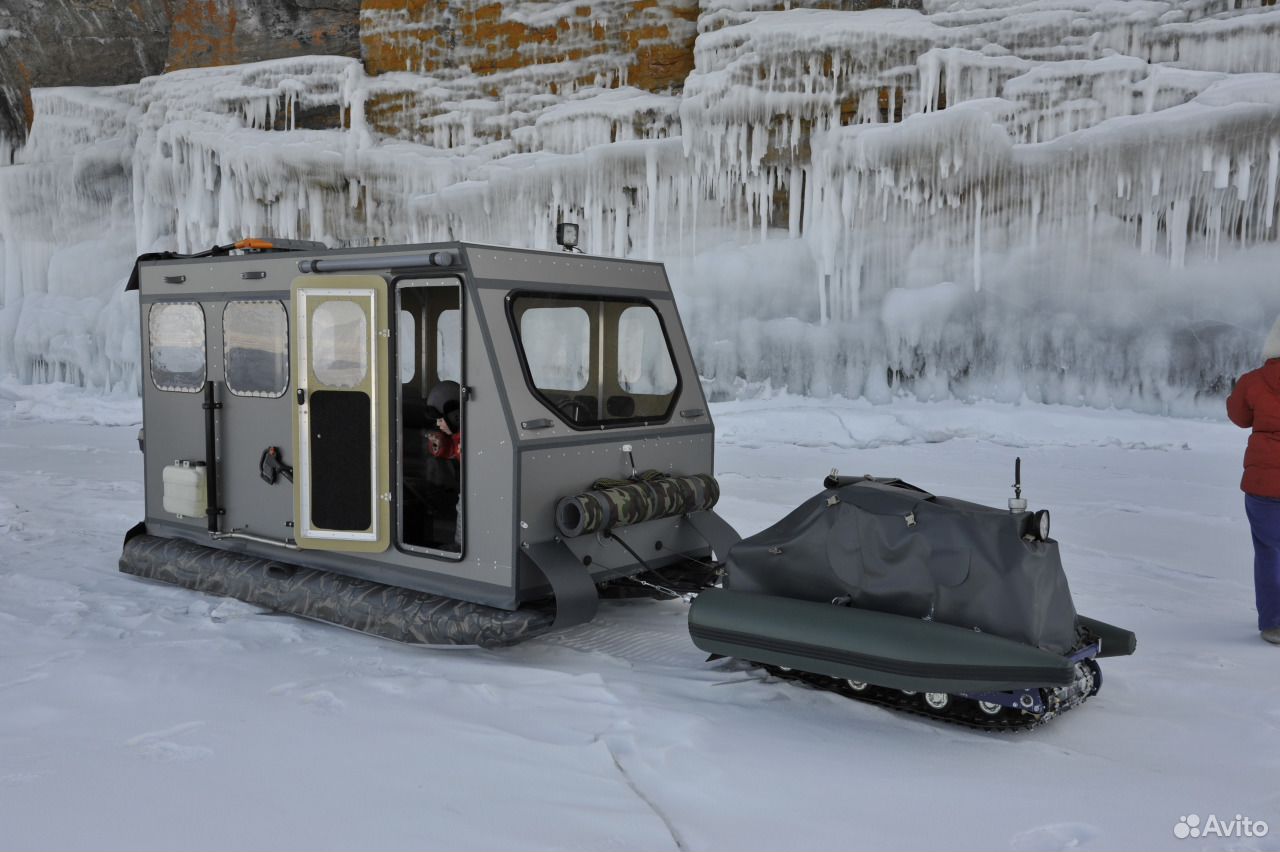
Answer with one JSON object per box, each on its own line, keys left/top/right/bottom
{"left": 425, "top": 380, "right": 462, "bottom": 550}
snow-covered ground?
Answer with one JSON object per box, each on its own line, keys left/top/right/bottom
{"left": 1, "top": 383, "right": 1276, "bottom": 851}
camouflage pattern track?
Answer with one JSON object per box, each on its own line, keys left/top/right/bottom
{"left": 120, "top": 533, "right": 555, "bottom": 647}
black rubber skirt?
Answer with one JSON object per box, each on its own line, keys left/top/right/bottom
{"left": 120, "top": 533, "right": 553, "bottom": 647}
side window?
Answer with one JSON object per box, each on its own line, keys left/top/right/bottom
{"left": 224, "top": 300, "right": 288, "bottom": 397}
{"left": 510, "top": 293, "right": 681, "bottom": 429}
{"left": 618, "top": 306, "right": 678, "bottom": 395}
{"left": 436, "top": 309, "right": 461, "bottom": 383}
{"left": 519, "top": 306, "right": 590, "bottom": 392}
{"left": 398, "top": 309, "right": 416, "bottom": 384}
{"left": 149, "top": 302, "right": 206, "bottom": 392}
{"left": 312, "top": 300, "right": 368, "bottom": 388}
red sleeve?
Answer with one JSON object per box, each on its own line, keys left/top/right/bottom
{"left": 1227, "top": 373, "right": 1254, "bottom": 428}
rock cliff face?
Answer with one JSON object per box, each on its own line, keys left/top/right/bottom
{"left": 356, "top": 0, "right": 698, "bottom": 147}
{"left": 164, "top": 0, "right": 362, "bottom": 72}
{"left": 361, "top": 0, "right": 697, "bottom": 91}
{"left": 0, "top": 0, "right": 170, "bottom": 153}
{"left": 0, "top": 0, "right": 362, "bottom": 151}
{"left": 0, "top": 0, "right": 703, "bottom": 152}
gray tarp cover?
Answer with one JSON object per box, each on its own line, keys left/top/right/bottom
{"left": 726, "top": 478, "right": 1080, "bottom": 654}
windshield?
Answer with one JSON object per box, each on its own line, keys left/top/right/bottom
{"left": 510, "top": 293, "right": 680, "bottom": 429}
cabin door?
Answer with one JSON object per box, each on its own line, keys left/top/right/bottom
{"left": 291, "top": 275, "right": 390, "bottom": 552}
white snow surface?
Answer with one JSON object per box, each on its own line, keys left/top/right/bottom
{"left": 1, "top": 384, "right": 1277, "bottom": 851}
{"left": 2, "top": 1, "right": 1279, "bottom": 414}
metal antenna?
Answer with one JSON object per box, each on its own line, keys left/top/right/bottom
{"left": 1009, "top": 456, "right": 1027, "bottom": 513}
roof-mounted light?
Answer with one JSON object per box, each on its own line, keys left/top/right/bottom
{"left": 556, "top": 222, "right": 582, "bottom": 253}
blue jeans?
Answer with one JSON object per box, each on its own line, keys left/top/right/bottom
{"left": 1245, "top": 494, "right": 1280, "bottom": 631}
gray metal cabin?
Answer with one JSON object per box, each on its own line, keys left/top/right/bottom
{"left": 129, "top": 241, "right": 728, "bottom": 629}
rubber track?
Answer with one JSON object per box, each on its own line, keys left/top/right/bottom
{"left": 759, "top": 659, "right": 1100, "bottom": 733}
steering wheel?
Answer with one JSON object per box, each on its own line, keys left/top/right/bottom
{"left": 556, "top": 397, "right": 594, "bottom": 424}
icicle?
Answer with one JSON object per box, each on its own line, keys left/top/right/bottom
{"left": 1266, "top": 138, "right": 1278, "bottom": 231}
{"left": 1214, "top": 154, "right": 1231, "bottom": 190}
{"left": 1168, "top": 198, "right": 1190, "bottom": 267}
{"left": 1030, "top": 191, "right": 1041, "bottom": 250}
{"left": 1236, "top": 156, "right": 1252, "bottom": 203}
{"left": 788, "top": 166, "right": 803, "bottom": 237}
{"left": 1139, "top": 198, "right": 1156, "bottom": 255}
{"left": 972, "top": 187, "right": 983, "bottom": 292}
{"left": 646, "top": 147, "right": 658, "bottom": 260}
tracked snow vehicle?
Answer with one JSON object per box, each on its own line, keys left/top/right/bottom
{"left": 120, "top": 234, "right": 1133, "bottom": 729}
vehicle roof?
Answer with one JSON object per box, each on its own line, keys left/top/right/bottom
{"left": 131, "top": 241, "right": 672, "bottom": 298}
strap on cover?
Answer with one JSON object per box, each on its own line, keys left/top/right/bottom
{"left": 686, "top": 509, "right": 742, "bottom": 561}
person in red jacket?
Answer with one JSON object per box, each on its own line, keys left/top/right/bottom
{"left": 426, "top": 380, "right": 462, "bottom": 551}
{"left": 1227, "top": 317, "right": 1280, "bottom": 645}
{"left": 436, "top": 405, "right": 462, "bottom": 551}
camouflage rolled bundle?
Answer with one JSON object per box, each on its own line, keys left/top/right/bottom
{"left": 555, "top": 471, "right": 720, "bottom": 538}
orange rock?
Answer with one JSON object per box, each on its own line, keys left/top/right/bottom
{"left": 165, "top": 0, "right": 360, "bottom": 71}
{"left": 359, "top": 0, "right": 697, "bottom": 92}
{"left": 166, "top": 0, "right": 238, "bottom": 69}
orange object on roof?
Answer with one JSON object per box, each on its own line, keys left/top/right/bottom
{"left": 234, "top": 238, "right": 275, "bottom": 250}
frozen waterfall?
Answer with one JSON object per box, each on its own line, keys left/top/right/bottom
{"left": 0, "top": 0, "right": 1278, "bottom": 414}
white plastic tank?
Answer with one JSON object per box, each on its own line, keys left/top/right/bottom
{"left": 163, "top": 460, "right": 208, "bottom": 519}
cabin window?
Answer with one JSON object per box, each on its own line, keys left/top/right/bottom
{"left": 436, "top": 309, "right": 461, "bottom": 383}
{"left": 618, "top": 306, "right": 678, "bottom": 395}
{"left": 509, "top": 293, "right": 681, "bottom": 429}
{"left": 149, "top": 302, "right": 206, "bottom": 392}
{"left": 519, "top": 305, "right": 590, "bottom": 392}
{"left": 398, "top": 310, "right": 416, "bottom": 384}
{"left": 311, "top": 300, "right": 368, "bottom": 388}
{"left": 224, "top": 300, "right": 288, "bottom": 397}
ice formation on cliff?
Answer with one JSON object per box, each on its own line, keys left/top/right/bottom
{"left": 0, "top": 0, "right": 1278, "bottom": 414}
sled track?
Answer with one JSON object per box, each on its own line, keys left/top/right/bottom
{"left": 761, "top": 661, "right": 1101, "bottom": 733}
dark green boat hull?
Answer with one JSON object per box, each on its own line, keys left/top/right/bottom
{"left": 690, "top": 588, "right": 1103, "bottom": 694}
{"left": 1077, "top": 614, "right": 1137, "bottom": 658}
